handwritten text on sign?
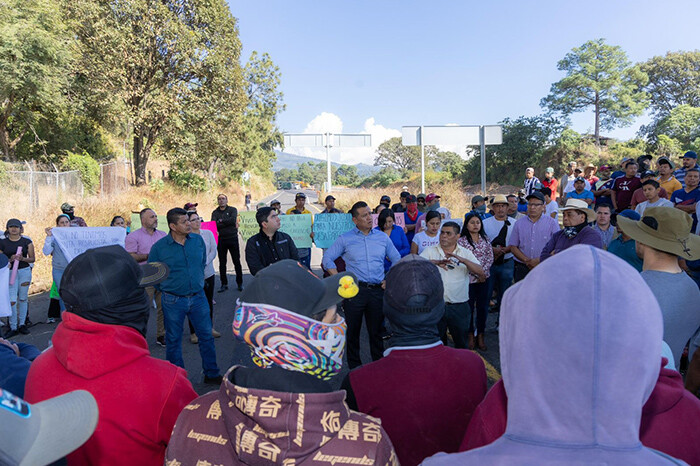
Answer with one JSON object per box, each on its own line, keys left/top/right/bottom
{"left": 51, "top": 227, "right": 126, "bottom": 262}
{"left": 372, "top": 212, "right": 404, "bottom": 228}
{"left": 313, "top": 214, "right": 355, "bottom": 248}
{"left": 238, "top": 211, "right": 259, "bottom": 242}
{"left": 280, "top": 214, "right": 313, "bottom": 249}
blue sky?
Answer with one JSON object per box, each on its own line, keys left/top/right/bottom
{"left": 228, "top": 0, "right": 699, "bottom": 163}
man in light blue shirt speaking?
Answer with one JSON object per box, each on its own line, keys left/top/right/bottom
{"left": 323, "top": 201, "right": 401, "bottom": 368}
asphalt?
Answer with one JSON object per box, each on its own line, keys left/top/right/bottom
{"left": 8, "top": 189, "right": 502, "bottom": 395}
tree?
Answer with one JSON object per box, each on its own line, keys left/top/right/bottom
{"left": 640, "top": 51, "right": 700, "bottom": 117}
{"left": 335, "top": 164, "right": 360, "bottom": 186}
{"left": 374, "top": 137, "right": 436, "bottom": 173}
{"left": 431, "top": 150, "right": 466, "bottom": 178}
{"left": 67, "top": 0, "right": 247, "bottom": 184}
{"left": 541, "top": 39, "right": 648, "bottom": 146}
{"left": 0, "top": 0, "right": 72, "bottom": 160}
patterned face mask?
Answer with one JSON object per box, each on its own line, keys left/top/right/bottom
{"left": 233, "top": 302, "right": 347, "bottom": 380}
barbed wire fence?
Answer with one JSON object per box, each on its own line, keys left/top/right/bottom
{"left": 2, "top": 160, "right": 133, "bottom": 213}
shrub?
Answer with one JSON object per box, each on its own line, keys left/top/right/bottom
{"left": 61, "top": 150, "right": 100, "bottom": 194}
{"left": 168, "top": 161, "right": 208, "bottom": 192}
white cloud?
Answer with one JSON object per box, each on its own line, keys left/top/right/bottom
{"left": 287, "top": 113, "right": 401, "bottom": 165}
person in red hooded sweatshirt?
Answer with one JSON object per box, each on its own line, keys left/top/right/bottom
{"left": 24, "top": 245, "right": 197, "bottom": 465}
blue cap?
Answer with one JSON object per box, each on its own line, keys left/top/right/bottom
{"left": 683, "top": 151, "right": 697, "bottom": 159}
{"left": 618, "top": 209, "right": 640, "bottom": 221}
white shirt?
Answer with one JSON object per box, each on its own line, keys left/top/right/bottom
{"left": 545, "top": 200, "right": 559, "bottom": 219}
{"left": 482, "top": 216, "right": 514, "bottom": 260}
{"left": 420, "top": 244, "right": 480, "bottom": 303}
{"left": 412, "top": 231, "right": 440, "bottom": 254}
{"left": 564, "top": 178, "right": 591, "bottom": 193}
{"left": 635, "top": 198, "right": 674, "bottom": 216}
{"left": 198, "top": 229, "right": 218, "bottom": 278}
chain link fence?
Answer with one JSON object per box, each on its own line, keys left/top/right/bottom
{"left": 100, "top": 160, "right": 132, "bottom": 196}
{"left": 1, "top": 160, "right": 133, "bottom": 212}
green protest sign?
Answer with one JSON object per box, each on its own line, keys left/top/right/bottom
{"left": 280, "top": 213, "right": 313, "bottom": 249}
{"left": 130, "top": 213, "right": 168, "bottom": 233}
{"left": 313, "top": 213, "right": 355, "bottom": 248}
{"left": 238, "top": 211, "right": 259, "bottom": 242}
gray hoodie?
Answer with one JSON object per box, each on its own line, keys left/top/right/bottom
{"left": 424, "top": 245, "right": 685, "bottom": 465}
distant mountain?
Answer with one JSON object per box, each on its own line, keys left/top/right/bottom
{"left": 272, "top": 150, "right": 381, "bottom": 177}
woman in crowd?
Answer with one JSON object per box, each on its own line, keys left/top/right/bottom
{"left": 0, "top": 219, "right": 35, "bottom": 337}
{"left": 411, "top": 210, "right": 441, "bottom": 254}
{"left": 459, "top": 213, "right": 494, "bottom": 350}
{"left": 376, "top": 208, "right": 410, "bottom": 272}
{"left": 110, "top": 216, "right": 126, "bottom": 228}
{"left": 187, "top": 211, "right": 220, "bottom": 343}
{"left": 43, "top": 214, "right": 71, "bottom": 321}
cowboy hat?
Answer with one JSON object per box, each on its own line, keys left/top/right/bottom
{"left": 617, "top": 207, "right": 700, "bottom": 260}
{"left": 490, "top": 194, "right": 509, "bottom": 205}
{"left": 560, "top": 198, "right": 596, "bottom": 223}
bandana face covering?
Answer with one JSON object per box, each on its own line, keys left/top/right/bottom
{"left": 563, "top": 221, "right": 587, "bottom": 239}
{"left": 233, "top": 302, "right": 347, "bottom": 380}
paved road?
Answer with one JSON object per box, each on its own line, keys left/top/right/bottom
{"left": 10, "top": 188, "right": 501, "bottom": 395}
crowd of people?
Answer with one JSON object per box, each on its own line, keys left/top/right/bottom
{"left": 1, "top": 152, "right": 700, "bottom": 465}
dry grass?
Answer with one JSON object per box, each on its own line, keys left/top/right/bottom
{"left": 1, "top": 176, "right": 273, "bottom": 295}
{"left": 328, "top": 176, "right": 520, "bottom": 220}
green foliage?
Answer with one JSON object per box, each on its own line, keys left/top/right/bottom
{"left": 168, "top": 161, "right": 208, "bottom": 192}
{"left": 335, "top": 165, "right": 360, "bottom": 186}
{"left": 374, "top": 137, "right": 435, "bottom": 174}
{"left": 541, "top": 38, "right": 648, "bottom": 145}
{"left": 149, "top": 178, "right": 164, "bottom": 193}
{"left": 360, "top": 167, "right": 402, "bottom": 188}
{"left": 640, "top": 51, "right": 700, "bottom": 117}
{"left": 61, "top": 150, "right": 100, "bottom": 194}
{"left": 432, "top": 150, "right": 466, "bottom": 179}
{"left": 655, "top": 135, "right": 684, "bottom": 158}
{"left": 0, "top": 0, "right": 73, "bottom": 160}
{"left": 607, "top": 138, "right": 646, "bottom": 160}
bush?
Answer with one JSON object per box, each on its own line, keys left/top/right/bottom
{"left": 168, "top": 161, "right": 208, "bottom": 192}
{"left": 149, "top": 178, "right": 165, "bottom": 192}
{"left": 61, "top": 150, "right": 100, "bottom": 194}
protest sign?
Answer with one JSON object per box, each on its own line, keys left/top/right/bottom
{"left": 238, "top": 211, "right": 259, "bottom": 242}
{"left": 313, "top": 214, "right": 355, "bottom": 248}
{"left": 201, "top": 221, "right": 219, "bottom": 244}
{"left": 51, "top": 227, "right": 126, "bottom": 262}
{"left": 372, "top": 212, "right": 405, "bottom": 228}
{"left": 130, "top": 213, "right": 168, "bottom": 233}
{"left": 280, "top": 214, "right": 313, "bottom": 249}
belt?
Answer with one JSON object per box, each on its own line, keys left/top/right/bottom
{"left": 358, "top": 281, "right": 383, "bottom": 289}
{"left": 163, "top": 291, "right": 199, "bottom": 298}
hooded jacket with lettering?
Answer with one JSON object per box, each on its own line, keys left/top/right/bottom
{"left": 424, "top": 245, "right": 686, "bottom": 465}
{"left": 24, "top": 312, "right": 197, "bottom": 465}
{"left": 166, "top": 366, "right": 397, "bottom": 465}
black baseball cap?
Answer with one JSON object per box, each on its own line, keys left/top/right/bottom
{"left": 325, "top": 195, "right": 336, "bottom": 202}
{"left": 384, "top": 255, "right": 444, "bottom": 316}
{"left": 60, "top": 245, "right": 169, "bottom": 311}
{"left": 399, "top": 191, "right": 410, "bottom": 199}
{"left": 240, "top": 259, "right": 356, "bottom": 318}
{"left": 526, "top": 191, "right": 545, "bottom": 203}
{"left": 640, "top": 170, "right": 657, "bottom": 179}
{"left": 380, "top": 195, "right": 391, "bottom": 204}
{"left": 5, "top": 218, "right": 23, "bottom": 229}
{"left": 295, "top": 192, "right": 306, "bottom": 199}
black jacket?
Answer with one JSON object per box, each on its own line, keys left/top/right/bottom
{"left": 245, "top": 230, "right": 299, "bottom": 276}
{"left": 211, "top": 206, "right": 238, "bottom": 241}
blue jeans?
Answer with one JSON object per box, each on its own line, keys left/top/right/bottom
{"left": 298, "top": 249, "right": 311, "bottom": 269}
{"left": 161, "top": 290, "right": 220, "bottom": 378}
{"left": 9, "top": 267, "right": 31, "bottom": 330}
{"left": 52, "top": 268, "right": 66, "bottom": 312}
{"left": 487, "top": 259, "right": 515, "bottom": 314}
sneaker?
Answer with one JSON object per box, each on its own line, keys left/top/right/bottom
{"left": 47, "top": 318, "right": 56, "bottom": 324}
{"left": 218, "top": 285, "right": 228, "bottom": 293}
{"left": 18, "top": 325, "right": 30, "bottom": 335}
{"left": 156, "top": 336, "right": 166, "bottom": 347}
{"left": 212, "top": 329, "right": 221, "bottom": 338}
{"left": 237, "top": 284, "right": 243, "bottom": 292}
{"left": 5, "top": 329, "right": 18, "bottom": 338}
{"left": 204, "top": 375, "right": 223, "bottom": 385}
{"left": 190, "top": 333, "right": 199, "bottom": 344}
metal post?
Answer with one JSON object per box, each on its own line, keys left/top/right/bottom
{"left": 325, "top": 132, "right": 332, "bottom": 193}
{"left": 25, "top": 162, "right": 33, "bottom": 213}
{"left": 480, "top": 126, "right": 486, "bottom": 195}
{"left": 52, "top": 163, "right": 59, "bottom": 203}
{"left": 420, "top": 126, "right": 425, "bottom": 194}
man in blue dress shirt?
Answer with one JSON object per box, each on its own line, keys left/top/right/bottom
{"left": 149, "top": 208, "right": 222, "bottom": 384}
{"left": 323, "top": 201, "right": 402, "bottom": 368}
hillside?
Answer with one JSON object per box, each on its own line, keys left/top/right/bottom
{"left": 272, "top": 150, "right": 380, "bottom": 176}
